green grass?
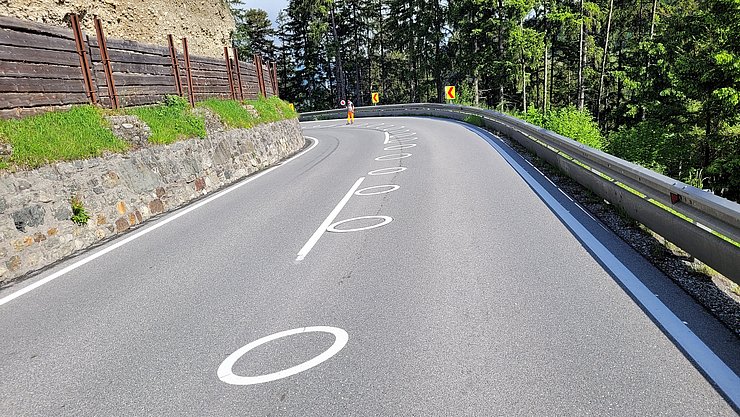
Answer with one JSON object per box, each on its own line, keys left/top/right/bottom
{"left": 0, "top": 105, "right": 129, "bottom": 169}
{"left": 126, "top": 96, "right": 206, "bottom": 144}
{"left": 198, "top": 98, "right": 256, "bottom": 129}
{"left": 0, "top": 96, "right": 297, "bottom": 171}
{"left": 198, "top": 96, "right": 298, "bottom": 129}
{"left": 251, "top": 96, "right": 298, "bottom": 123}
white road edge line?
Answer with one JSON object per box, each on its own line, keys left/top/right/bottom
{"left": 467, "top": 124, "right": 740, "bottom": 410}
{"left": 295, "top": 177, "right": 365, "bottom": 262}
{"left": 0, "top": 137, "right": 321, "bottom": 308}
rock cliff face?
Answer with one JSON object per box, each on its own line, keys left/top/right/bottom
{"left": 0, "top": 0, "right": 235, "bottom": 57}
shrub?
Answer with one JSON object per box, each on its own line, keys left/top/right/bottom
{"left": 510, "top": 105, "right": 604, "bottom": 150}
{"left": 545, "top": 106, "right": 604, "bottom": 150}
{"left": 70, "top": 197, "right": 90, "bottom": 226}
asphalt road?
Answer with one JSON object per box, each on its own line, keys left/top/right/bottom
{"left": 0, "top": 117, "right": 738, "bottom": 416}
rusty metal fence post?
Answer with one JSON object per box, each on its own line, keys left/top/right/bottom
{"left": 181, "top": 37, "right": 195, "bottom": 106}
{"left": 70, "top": 14, "right": 97, "bottom": 104}
{"left": 254, "top": 54, "right": 266, "bottom": 98}
{"left": 232, "top": 47, "right": 244, "bottom": 101}
{"left": 93, "top": 16, "right": 119, "bottom": 109}
{"left": 224, "top": 47, "right": 236, "bottom": 100}
{"left": 167, "top": 35, "right": 183, "bottom": 97}
{"left": 270, "top": 62, "right": 280, "bottom": 97}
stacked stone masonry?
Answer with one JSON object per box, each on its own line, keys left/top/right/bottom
{"left": 0, "top": 119, "right": 304, "bottom": 284}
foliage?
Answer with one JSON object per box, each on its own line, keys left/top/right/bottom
{"left": 127, "top": 96, "right": 206, "bottom": 144}
{"left": 0, "top": 105, "right": 129, "bottom": 169}
{"left": 514, "top": 105, "right": 604, "bottom": 150}
{"left": 70, "top": 197, "right": 90, "bottom": 226}
{"left": 256, "top": 0, "right": 739, "bottom": 200}
{"left": 229, "top": 4, "right": 276, "bottom": 61}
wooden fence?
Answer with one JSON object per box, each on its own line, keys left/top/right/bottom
{"left": 0, "top": 14, "right": 279, "bottom": 118}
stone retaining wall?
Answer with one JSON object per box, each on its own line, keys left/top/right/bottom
{"left": 0, "top": 119, "right": 304, "bottom": 284}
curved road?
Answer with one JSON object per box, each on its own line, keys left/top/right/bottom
{"left": 0, "top": 117, "right": 738, "bottom": 415}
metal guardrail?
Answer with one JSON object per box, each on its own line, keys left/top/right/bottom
{"left": 301, "top": 103, "right": 740, "bottom": 284}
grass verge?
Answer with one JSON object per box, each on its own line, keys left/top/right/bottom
{"left": 0, "top": 105, "right": 129, "bottom": 169}
{"left": 198, "top": 96, "right": 297, "bottom": 129}
{"left": 0, "top": 96, "right": 297, "bottom": 171}
{"left": 125, "top": 96, "right": 206, "bottom": 144}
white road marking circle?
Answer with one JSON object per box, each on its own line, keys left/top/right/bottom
{"left": 384, "top": 144, "right": 416, "bottom": 151}
{"left": 375, "top": 153, "right": 412, "bottom": 161}
{"left": 217, "top": 326, "right": 349, "bottom": 386}
{"left": 355, "top": 185, "right": 400, "bottom": 195}
{"left": 368, "top": 167, "right": 407, "bottom": 175}
{"left": 328, "top": 216, "right": 393, "bottom": 233}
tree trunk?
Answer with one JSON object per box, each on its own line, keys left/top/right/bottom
{"left": 597, "top": 0, "right": 614, "bottom": 125}
{"left": 498, "top": 0, "right": 505, "bottom": 111}
{"left": 434, "top": 0, "right": 443, "bottom": 102}
{"left": 577, "top": 0, "right": 585, "bottom": 111}
{"left": 542, "top": 0, "right": 548, "bottom": 115}
{"left": 521, "top": 16, "right": 527, "bottom": 112}
{"left": 352, "top": 1, "right": 361, "bottom": 104}
{"left": 329, "top": 4, "right": 346, "bottom": 102}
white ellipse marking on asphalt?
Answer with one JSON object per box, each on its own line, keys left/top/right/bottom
{"left": 328, "top": 216, "right": 393, "bottom": 233}
{"left": 355, "top": 185, "right": 400, "bottom": 195}
{"left": 375, "top": 153, "right": 412, "bottom": 161}
{"left": 0, "top": 137, "right": 321, "bottom": 308}
{"left": 384, "top": 144, "right": 417, "bottom": 151}
{"left": 217, "top": 326, "right": 349, "bottom": 386}
{"left": 296, "top": 177, "right": 365, "bottom": 262}
{"left": 368, "top": 167, "right": 407, "bottom": 175}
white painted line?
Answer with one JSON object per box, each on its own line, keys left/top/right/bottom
{"left": 327, "top": 216, "right": 393, "bottom": 233}
{"left": 355, "top": 185, "right": 400, "bottom": 196}
{"left": 393, "top": 137, "right": 418, "bottom": 142}
{"left": 375, "top": 153, "right": 412, "bottom": 161}
{"left": 368, "top": 167, "right": 407, "bottom": 176}
{"left": 295, "top": 177, "right": 365, "bottom": 262}
{"left": 217, "top": 326, "right": 348, "bottom": 386}
{"left": 384, "top": 144, "right": 417, "bottom": 151}
{"left": 392, "top": 133, "right": 417, "bottom": 139}
{"left": 0, "top": 138, "right": 321, "bottom": 308}
{"left": 383, "top": 132, "right": 391, "bottom": 144}
{"left": 466, "top": 124, "right": 740, "bottom": 410}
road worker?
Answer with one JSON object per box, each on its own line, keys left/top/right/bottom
{"left": 347, "top": 100, "right": 355, "bottom": 124}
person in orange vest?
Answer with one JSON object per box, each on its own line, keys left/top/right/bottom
{"left": 346, "top": 100, "right": 355, "bottom": 125}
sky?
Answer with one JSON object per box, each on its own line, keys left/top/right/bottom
{"left": 241, "top": 0, "right": 289, "bottom": 29}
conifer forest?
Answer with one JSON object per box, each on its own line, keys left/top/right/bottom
{"left": 230, "top": 0, "right": 739, "bottom": 201}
